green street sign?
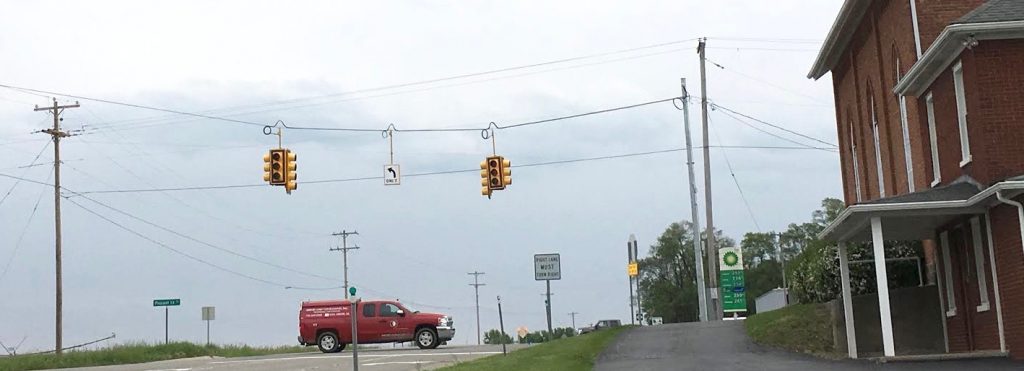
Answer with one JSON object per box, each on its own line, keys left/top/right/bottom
{"left": 153, "top": 299, "right": 181, "bottom": 307}
{"left": 348, "top": 287, "right": 357, "bottom": 297}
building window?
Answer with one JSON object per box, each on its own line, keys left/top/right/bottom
{"left": 970, "top": 217, "right": 990, "bottom": 312}
{"left": 849, "top": 123, "right": 863, "bottom": 202}
{"left": 896, "top": 57, "right": 914, "bottom": 193}
{"left": 926, "top": 93, "right": 941, "bottom": 187}
{"left": 871, "top": 96, "right": 886, "bottom": 197}
{"left": 940, "top": 231, "right": 957, "bottom": 317}
{"left": 953, "top": 61, "right": 971, "bottom": 166}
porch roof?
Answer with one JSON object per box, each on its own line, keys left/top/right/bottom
{"left": 819, "top": 178, "right": 1024, "bottom": 242}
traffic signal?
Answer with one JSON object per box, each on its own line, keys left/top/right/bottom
{"left": 264, "top": 149, "right": 287, "bottom": 185}
{"left": 480, "top": 155, "right": 512, "bottom": 197}
{"left": 285, "top": 149, "right": 297, "bottom": 194}
{"left": 480, "top": 160, "right": 491, "bottom": 197}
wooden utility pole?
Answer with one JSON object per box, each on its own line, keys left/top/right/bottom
{"left": 698, "top": 38, "right": 720, "bottom": 321}
{"left": 568, "top": 311, "right": 579, "bottom": 329}
{"left": 330, "top": 230, "right": 359, "bottom": 299}
{"left": 34, "top": 98, "right": 79, "bottom": 354}
{"left": 467, "top": 271, "right": 486, "bottom": 345}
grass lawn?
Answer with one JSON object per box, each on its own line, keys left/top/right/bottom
{"left": 0, "top": 342, "right": 311, "bottom": 370}
{"left": 745, "top": 302, "right": 836, "bottom": 357}
{"left": 441, "top": 327, "right": 628, "bottom": 371}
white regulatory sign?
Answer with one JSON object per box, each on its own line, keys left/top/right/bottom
{"left": 534, "top": 253, "right": 561, "bottom": 281}
{"left": 384, "top": 164, "right": 401, "bottom": 185}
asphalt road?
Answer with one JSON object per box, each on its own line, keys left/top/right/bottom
{"left": 594, "top": 321, "right": 1022, "bottom": 371}
{"left": 57, "top": 345, "right": 521, "bottom": 371}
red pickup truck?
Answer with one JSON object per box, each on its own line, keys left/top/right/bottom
{"left": 298, "top": 299, "right": 455, "bottom": 353}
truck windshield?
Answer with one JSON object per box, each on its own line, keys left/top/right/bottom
{"left": 399, "top": 303, "right": 419, "bottom": 313}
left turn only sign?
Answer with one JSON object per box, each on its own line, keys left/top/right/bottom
{"left": 384, "top": 164, "right": 401, "bottom": 185}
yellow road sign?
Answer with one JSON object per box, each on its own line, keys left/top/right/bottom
{"left": 628, "top": 262, "right": 638, "bottom": 277}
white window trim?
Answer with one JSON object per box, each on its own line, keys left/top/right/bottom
{"left": 850, "top": 124, "right": 863, "bottom": 202}
{"left": 953, "top": 61, "right": 972, "bottom": 167}
{"left": 897, "top": 57, "right": 915, "bottom": 193}
{"left": 970, "top": 217, "right": 990, "bottom": 312}
{"left": 940, "top": 231, "right": 957, "bottom": 317}
{"left": 926, "top": 93, "right": 941, "bottom": 187}
{"left": 871, "top": 96, "right": 886, "bottom": 197}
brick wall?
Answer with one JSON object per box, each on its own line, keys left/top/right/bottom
{"left": 967, "top": 40, "right": 1024, "bottom": 185}
{"left": 989, "top": 203, "right": 1024, "bottom": 358}
{"left": 915, "top": 0, "right": 986, "bottom": 51}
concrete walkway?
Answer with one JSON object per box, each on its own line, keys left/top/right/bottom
{"left": 594, "top": 321, "right": 1021, "bottom": 371}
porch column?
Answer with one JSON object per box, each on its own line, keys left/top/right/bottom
{"left": 838, "top": 241, "right": 857, "bottom": 358}
{"left": 871, "top": 217, "right": 896, "bottom": 357}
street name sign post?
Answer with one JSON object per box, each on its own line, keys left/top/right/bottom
{"left": 202, "top": 306, "right": 215, "bottom": 345}
{"left": 153, "top": 298, "right": 180, "bottom": 344}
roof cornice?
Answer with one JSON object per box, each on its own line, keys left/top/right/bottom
{"left": 807, "top": 0, "right": 871, "bottom": 80}
{"left": 895, "top": 20, "right": 1024, "bottom": 96}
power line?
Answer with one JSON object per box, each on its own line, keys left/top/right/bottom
{"left": 71, "top": 192, "right": 338, "bottom": 282}
{"left": 712, "top": 105, "right": 837, "bottom": 152}
{"left": 83, "top": 47, "right": 695, "bottom": 133}
{"left": 709, "top": 115, "right": 761, "bottom": 232}
{"left": 0, "top": 141, "right": 50, "bottom": 208}
{"left": 66, "top": 38, "right": 699, "bottom": 129}
{"left": 0, "top": 168, "right": 53, "bottom": 286}
{"left": 65, "top": 197, "right": 340, "bottom": 290}
{"left": 703, "top": 58, "right": 829, "bottom": 105}
{"left": 711, "top": 103, "right": 837, "bottom": 148}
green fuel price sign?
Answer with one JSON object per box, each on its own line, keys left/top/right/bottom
{"left": 718, "top": 247, "right": 746, "bottom": 313}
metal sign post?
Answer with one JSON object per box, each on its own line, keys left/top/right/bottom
{"left": 202, "top": 307, "right": 216, "bottom": 346}
{"left": 153, "top": 299, "right": 180, "bottom": 344}
{"left": 497, "top": 296, "right": 507, "bottom": 355}
{"left": 534, "top": 253, "right": 561, "bottom": 335}
{"left": 349, "top": 287, "right": 359, "bottom": 371}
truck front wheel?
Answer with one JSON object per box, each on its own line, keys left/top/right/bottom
{"left": 415, "top": 328, "right": 439, "bottom": 349}
{"left": 317, "top": 332, "right": 342, "bottom": 353}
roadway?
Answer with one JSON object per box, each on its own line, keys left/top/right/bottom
{"left": 57, "top": 345, "right": 521, "bottom": 371}
{"left": 595, "top": 321, "right": 1021, "bottom": 370}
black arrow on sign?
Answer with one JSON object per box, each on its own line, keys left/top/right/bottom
{"left": 387, "top": 167, "right": 397, "bottom": 178}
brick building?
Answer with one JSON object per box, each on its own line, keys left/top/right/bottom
{"left": 808, "top": 0, "right": 1024, "bottom": 359}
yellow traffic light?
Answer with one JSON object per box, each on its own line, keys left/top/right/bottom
{"left": 486, "top": 156, "right": 502, "bottom": 190}
{"left": 266, "top": 149, "right": 287, "bottom": 185}
{"left": 501, "top": 158, "right": 511, "bottom": 186}
{"left": 285, "top": 150, "right": 297, "bottom": 194}
{"left": 263, "top": 152, "right": 273, "bottom": 182}
{"left": 480, "top": 160, "right": 491, "bottom": 196}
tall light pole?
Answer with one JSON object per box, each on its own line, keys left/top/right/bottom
{"left": 468, "top": 271, "right": 486, "bottom": 345}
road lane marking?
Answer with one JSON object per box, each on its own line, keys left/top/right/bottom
{"left": 208, "top": 351, "right": 501, "bottom": 365}
{"left": 363, "top": 361, "right": 433, "bottom": 366}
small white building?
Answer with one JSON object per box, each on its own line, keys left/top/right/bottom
{"left": 754, "top": 288, "right": 789, "bottom": 314}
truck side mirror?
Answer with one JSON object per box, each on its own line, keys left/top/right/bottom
{"left": 397, "top": 309, "right": 405, "bottom": 316}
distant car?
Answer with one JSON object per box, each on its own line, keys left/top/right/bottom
{"left": 579, "top": 319, "right": 622, "bottom": 334}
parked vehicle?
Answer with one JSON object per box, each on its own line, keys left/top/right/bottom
{"left": 298, "top": 299, "right": 455, "bottom": 352}
{"left": 579, "top": 319, "right": 622, "bottom": 334}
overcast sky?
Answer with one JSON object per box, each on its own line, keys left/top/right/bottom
{"left": 0, "top": 0, "right": 843, "bottom": 350}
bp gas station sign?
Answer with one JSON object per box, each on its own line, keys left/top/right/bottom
{"left": 719, "top": 247, "right": 746, "bottom": 313}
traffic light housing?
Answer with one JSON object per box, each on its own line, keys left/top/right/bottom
{"left": 480, "top": 155, "right": 511, "bottom": 197}
{"left": 264, "top": 149, "right": 287, "bottom": 185}
{"left": 263, "top": 148, "right": 297, "bottom": 194}
{"left": 285, "top": 149, "right": 297, "bottom": 194}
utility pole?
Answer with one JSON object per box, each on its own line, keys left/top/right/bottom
{"left": 698, "top": 38, "right": 720, "bottom": 321}
{"left": 35, "top": 98, "right": 79, "bottom": 354}
{"left": 467, "top": 271, "right": 486, "bottom": 345}
{"left": 627, "top": 235, "right": 636, "bottom": 325}
{"left": 681, "top": 78, "right": 709, "bottom": 322}
{"left": 568, "top": 312, "right": 579, "bottom": 330}
{"left": 330, "top": 230, "right": 359, "bottom": 299}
